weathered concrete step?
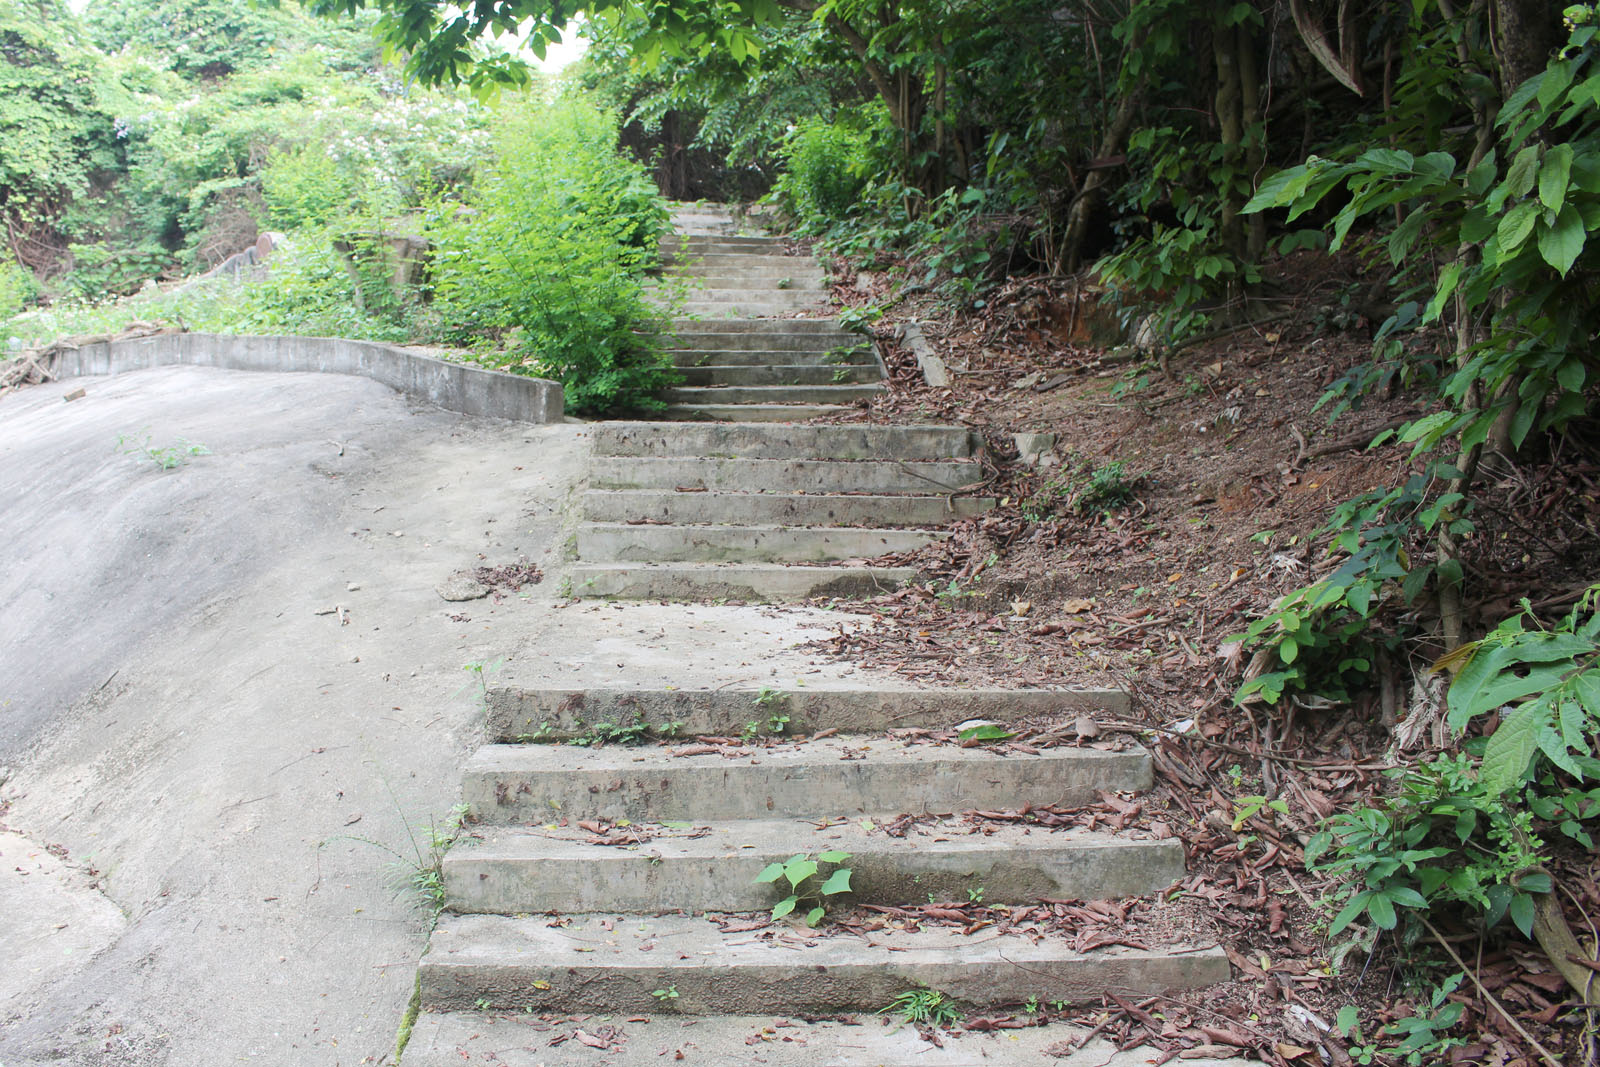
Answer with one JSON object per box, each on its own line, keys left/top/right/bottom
{"left": 581, "top": 489, "right": 993, "bottom": 529}
{"left": 662, "top": 234, "right": 786, "bottom": 249}
{"left": 677, "top": 275, "right": 828, "bottom": 291}
{"left": 421, "top": 914, "right": 1229, "bottom": 1014}
{"left": 568, "top": 561, "right": 916, "bottom": 601}
{"left": 662, "top": 402, "right": 851, "bottom": 422}
{"left": 591, "top": 422, "right": 977, "bottom": 460}
{"left": 590, "top": 456, "right": 976, "bottom": 494}
{"left": 668, "top": 317, "right": 850, "bottom": 334}
{"left": 669, "top": 335, "right": 859, "bottom": 354}
{"left": 666, "top": 256, "right": 825, "bottom": 274}
{"left": 662, "top": 384, "right": 883, "bottom": 406}
{"left": 444, "top": 820, "right": 1185, "bottom": 914}
{"left": 678, "top": 363, "right": 879, "bottom": 386}
{"left": 669, "top": 253, "right": 822, "bottom": 270}
{"left": 462, "top": 740, "right": 1152, "bottom": 823}
{"left": 401, "top": 1011, "right": 1242, "bottom": 1067}
{"left": 656, "top": 286, "right": 823, "bottom": 304}
{"left": 487, "top": 687, "right": 1130, "bottom": 742}
{"left": 677, "top": 302, "right": 830, "bottom": 318}
{"left": 576, "top": 522, "right": 938, "bottom": 563}
{"left": 671, "top": 347, "right": 872, "bottom": 367}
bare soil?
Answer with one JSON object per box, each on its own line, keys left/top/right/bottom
{"left": 791, "top": 250, "right": 1600, "bottom": 1067}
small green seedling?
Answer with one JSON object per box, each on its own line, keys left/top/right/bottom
{"left": 651, "top": 985, "right": 679, "bottom": 1002}
{"left": 755, "top": 850, "right": 853, "bottom": 927}
{"left": 117, "top": 430, "right": 210, "bottom": 470}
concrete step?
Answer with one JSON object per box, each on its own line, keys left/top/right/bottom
{"left": 576, "top": 522, "right": 938, "bottom": 563}
{"left": 421, "top": 913, "right": 1229, "bottom": 1014}
{"left": 678, "top": 364, "right": 880, "bottom": 386}
{"left": 669, "top": 332, "right": 859, "bottom": 353}
{"left": 444, "top": 819, "right": 1186, "bottom": 914}
{"left": 662, "top": 384, "right": 883, "bottom": 406}
{"left": 655, "top": 286, "right": 824, "bottom": 304}
{"left": 462, "top": 740, "right": 1152, "bottom": 823}
{"left": 665, "top": 253, "right": 824, "bottom": 272}
{"left": 661, "top": 402, "right": 851, "bottom": 422}
{"left": 668, "top": 317, "right": 850, "bottom": 334}
{"left": 590, "top": 422, "right": 977, "bottom": 460}
{"left": 568, "top": 561, "right": 916, "bottom": 600}
{"left": 401, "top": 1011, "right": 1242, "bottom": 1067}
{"left": 676, "top": 274, "right": 828, "bottom": 291}
{"left": 671, "top": 347, "right": 872, "bottom": 367}
{"left": 589, "top": 456, "right": 977, "bottom": 494}
{"left": 662, "top": 234, "right": 786, "bottom": 249}
{"left": 484, "top": 686, "right": 1131, "bottom": 742}
{"left": 580, "top": 490, "right": 994, "bottom": 528}
{"left": 676, "top": 303, "right": 832, "bottom": 318}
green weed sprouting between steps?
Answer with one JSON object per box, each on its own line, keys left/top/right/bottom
{"left": 754, "top": 850, "right": 853, "bottom": 927}
{"left": 343, "top": 801, "right": 471, "bottom": 916}
{"left": 880, "top": 988, "right": 963, "bottom": 1027}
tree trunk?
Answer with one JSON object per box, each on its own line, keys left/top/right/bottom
{"left": 1213, "top": 18, "right": 1246, "bottom": 261}
{"left": 1238, "top": 22, "right": 1266, "bottom": 261}
{"left": 1062, "top": 87, "right": 1142, "bottom": 273}
{"left": 1491, "top": 0, "right": 1561, "bottom": 95}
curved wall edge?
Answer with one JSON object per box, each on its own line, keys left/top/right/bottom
{"left": 49, "top": 332, "right": 564, "bottom": 423}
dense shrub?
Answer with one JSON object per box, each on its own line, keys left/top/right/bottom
{"left": 428, "top": 98, "right": 677, "bottom": 415}
{"left": 772, "top": 118, "right": 870, "bottom": 224}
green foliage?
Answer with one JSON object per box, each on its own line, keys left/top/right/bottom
{"left": 86, "top": 0, "right": 382, "bottom": 80}
{"left": 0, "top": 257, "right": 36, "bottom": 319}
{"left": 261, "top": 146, "right": 358, "bottom": 229}
{"left": 1305, "top": 588, "right": 1600, "bottom": 976}
{"left": 1449, "top": 587, "right": 1600, "bottom": 796}
{"left": 1023, "top": 458, "right": 1143, "bottom": 521}
{"left": 567, "top": 710, "right": 654, "bottom": 747}
{"left": 1246, "top": 16, "right": 1600, "bottom": 463}
{"left": 754, "top": 850, "right": 853, "bottom": 927}
{"left": 116, "top": 431, "right": 211, "bottom": 470}
{"left": 880, "top": 988, "right": 963, "bottom": 1028}
{"left": 772, "top": 118, "right": 869, "bottom": 222}
{"left": 1307, "top": 754, "right": 1549, "bottom": 937}
{"left": 0, "top": 2, "right": 121, "bottom": 208}
{"left": 428, "top": 98, "right": 678, "bottom": 415}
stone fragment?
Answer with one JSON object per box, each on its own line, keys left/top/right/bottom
{"left": 437, "top": 573, "right": 490, "bottom": 602}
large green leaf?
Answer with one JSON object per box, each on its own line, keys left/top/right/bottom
{"left": 819, "top": 868, "right": 853, "bottom": 895}
{"left": 1497, "top": 200, "right": 1539, "bottom": 254}
{"left": 1539, "top": 144, "right": 1573, "bottom": 211}
{"left": 1482, "top": 700, "right": 1553, "bottom": 794}
{"left": 1536, "top": 203, "right": 1585, "bottom": 276}
{"left": 783, "top": 858, "right": 818, "bottom": 889}
{"left": 1505, "top": 145, "right": 1541, "bottom": 198}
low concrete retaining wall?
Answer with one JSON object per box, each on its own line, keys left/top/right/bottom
{"left": 50, "top": 332, "right": 564, "bottom": 423}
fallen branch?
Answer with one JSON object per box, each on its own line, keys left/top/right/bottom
{"left": 1420, "top": 915, "right": 1566, "bottom": 1067}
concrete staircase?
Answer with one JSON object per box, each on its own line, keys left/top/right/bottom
{"left": 654, "top": 204, "right": 885, "bottom": 420}
{"left": 395, "top": 205, "right": 1227, "bottom": 1064}
{"left": 570, "top": 206, "right": 988, "bottom": 602}
{"left": 570, "top": 420, "right": 993, "bottom": 601}
{"left": 401, "top": 688, "right": 1230, "bottom": 1065}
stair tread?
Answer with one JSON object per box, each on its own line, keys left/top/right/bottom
{"left": 581, "top": 490, "right": 994, "bottom": 527}
{"left": 421, "top": 913, "right": 1230, "bottom": 1013}
{"left": 401, "top": 1011, "right": 1242, "bottom": 1067}
{"left": 431, "top": 912, "right": 1222, "bottom": 964}
{"left": 468, "top": 737, "right": 1144, "bottom": 776}
{"left": 660, "top": 403, "right": 854, "bottom": 421}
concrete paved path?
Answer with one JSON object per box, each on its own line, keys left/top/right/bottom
{"left": 0, "top": 365, "right": 890, "bottom": 1065}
